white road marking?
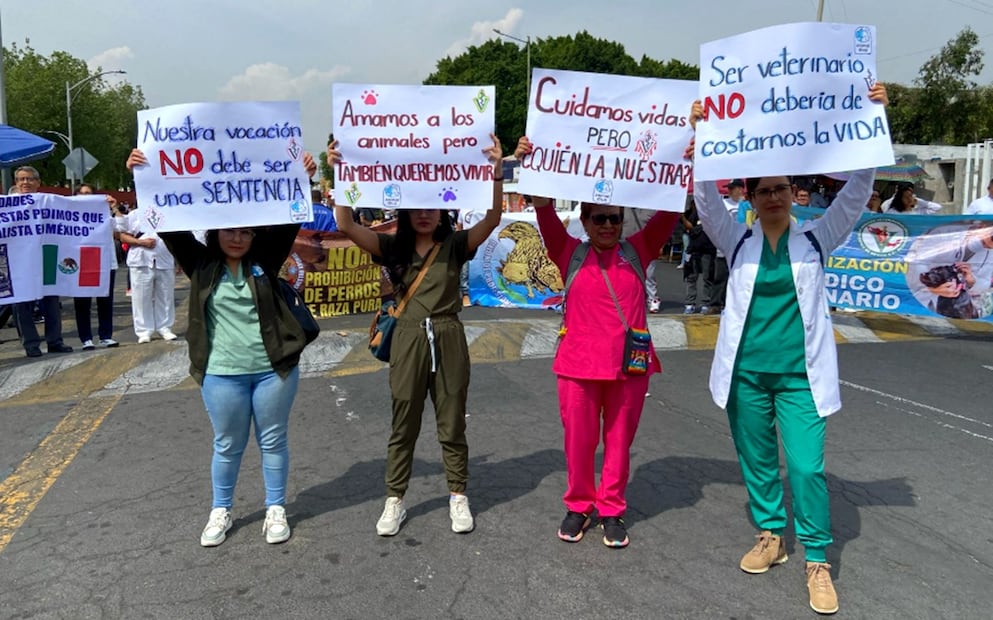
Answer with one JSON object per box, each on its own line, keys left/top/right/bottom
{"left": 520, "top": 322, "right": 561, "bottom": 359}
{"left": 647, "top": 317, "right": 688, "bottom": 350}
{"left": 0, "top": 355, "right": 91, "bottom": 401}
{"left": 842, "top": 380, "right": 993, "bottom": 444}
{"left": 830, "top": 315, "right": 884, "bottom": 343}
{"left": 905, "top": 315, "right": 961, "bottom": 336}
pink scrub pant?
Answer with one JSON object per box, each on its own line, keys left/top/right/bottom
{"left": 557, "top": 375, "right": 650, "bottom": 517}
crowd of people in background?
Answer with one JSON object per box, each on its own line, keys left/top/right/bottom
{"left": 4, "top": 164, "right": 990, "bottom": 358}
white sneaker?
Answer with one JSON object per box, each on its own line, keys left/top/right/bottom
{"left": 376, "top": 497, "right": 406, "bottom": 536}
{"left": 159, "top": 328, "right": 178, "bottom": 341}
{"left": 648, "top": 298, "right": 661, "bottom": 313}
{"left": 99, "top": 338, "right": 119, "bottom": 348}
{"left": 137, "top": 334, "right": 152, "bottom": 344}
{"left": 81, "top": 339, "right": 95, "bottom": 351}
{"left": 200, "top": 507, "right": 233, "bottom": 547}
{"left": 449, "top": 494, "right": 474, "bottom": 533}
{"left": 263, "top": 505, "right": 291, "bottom": 544}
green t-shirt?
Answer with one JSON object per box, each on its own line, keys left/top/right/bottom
{"left": 205, "top": 264, "right": 272, "bottom": 375}
{"left": 376, "top": 231, "right": 472, "bottom": 322}
{"left": 737, "top": 234, "right": 806, "bottom": 373}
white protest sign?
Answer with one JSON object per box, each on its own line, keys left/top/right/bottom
{"left": 694, "top": 22, "right": 895, "bottom": 181}
{"left": 516, "top": 69, "right": 695, "bottom": 213}
{"left": 0, "top": 194, "right": 114, "bottom": 303}
{"left": 134, "top": 101, "right": 312, "bottom": 232}
{"left": 332, "top": 84, "right": 496, "bottom": 210}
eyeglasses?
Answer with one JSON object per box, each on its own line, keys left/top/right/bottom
{"left": 15, "top": 176, "right": 39, "bottom": 182}
{"left": 751, "top": 184, "right": 792, "bottom": 199}
{"left": 219, "top": 228, "right": 255, "bottom": 240}
{"left": 590, "top": 213, "right": 622, "bottom": 225}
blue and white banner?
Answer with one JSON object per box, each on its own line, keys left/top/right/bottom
{"left": 468, "top": 211, "right": 585, "bottom": 309}
{"left": 793, "top": 206, "right": 993, "bottom": 321}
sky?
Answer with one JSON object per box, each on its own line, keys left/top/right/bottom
{"left": 2, "top": 0, "right": 991, "bottom": 158}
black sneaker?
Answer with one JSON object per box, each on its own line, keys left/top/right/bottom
{"left": 600, "top": 516, "right": 629, "bottom": 548}
{"left": 557, "top": 511, "right": 591, "bottom": 542}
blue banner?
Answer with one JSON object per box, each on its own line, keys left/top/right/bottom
{"left": 468, "top": 211, "right": 586, "bottom": 309}
{"left": 793, "top": 206, "right": 993, "bottom": 321}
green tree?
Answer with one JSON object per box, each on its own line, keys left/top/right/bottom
{"left": 881, "top": 82, "right": 924, "bottom": 145}
{"left": 913, "top": 27, "right": 985, "bottom": 144}
{"left": 424, "top": 32, "right": 699, "bottom": 153}
{"left": 3, "top": 41, "right": 146, "bottom": 189}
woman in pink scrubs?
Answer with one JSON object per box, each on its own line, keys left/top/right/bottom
{"left": 516, "top": 136, "right": 681, "bottom": 548}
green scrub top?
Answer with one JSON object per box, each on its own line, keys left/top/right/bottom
{"left": 206, "top": 264, "right": 272, "bottom": 375}
{"left": 737, "top": 233, "right": 807, "bottom": 374}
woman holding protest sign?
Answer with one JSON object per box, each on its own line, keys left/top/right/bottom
{"left": 126, "top": 148, "right": 316, "bottom": 547}
{"left": 514, "top": 136, "right": 681, "bottom": 549}
{"left": 688, "top": 82, "right": 889, "bottom": 614}
{"left": 328, "top": 135, "right": 503, "bottom": 537}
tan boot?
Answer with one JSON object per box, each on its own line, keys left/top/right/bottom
{"left": 805, "top": 561, "right": 839, "bottom": 615}
{"left": 739, "top": 531, "right": 788, "bottom": 574}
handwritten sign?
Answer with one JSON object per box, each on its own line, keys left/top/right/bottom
{"left": 516, "top": 69, "right": 695, "bottom": 212}
{"left": 332, "top": 84, "right": 496, "bottom": 210}
{"left": 0, "top": 194, "right": 115, "bottom": 303}
{"left": 134, "top": 102, "right": 312, "bottom": 232}
{"left": 694, "top": 23, "right": 895, "bottom": 181}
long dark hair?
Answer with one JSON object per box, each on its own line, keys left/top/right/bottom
{"left": 383, "top": 210, "right": 453, "bottom": 298}
{"left": 891, "top": 185, "right": 915, "bottom": 212}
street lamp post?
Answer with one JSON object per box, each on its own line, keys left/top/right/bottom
{"left": 40, "top": 130, "right": 70, "bottom": 150}
{"left": 493, "top": 29, "right": 531, "bottom": 97}
{"left": 66, "top": 69, "right": 126, "bottom": 193}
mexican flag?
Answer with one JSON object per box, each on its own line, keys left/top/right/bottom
{"left": 42, "top": 244, "right": 103, "bottom": 287}
{"left": 1, "top": 193, "right": 115, "bottom": 303}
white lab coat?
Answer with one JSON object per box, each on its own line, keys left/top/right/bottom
{"left": 694, "top": 168, "right": 875, "bottom": 417}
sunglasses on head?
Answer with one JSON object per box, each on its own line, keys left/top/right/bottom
{"left": 590, "top": 213, "right": 622, "bottom": 225}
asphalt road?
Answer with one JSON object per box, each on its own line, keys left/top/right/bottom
{"left": 1, "top": 261, "right": 992, "bottom": 619}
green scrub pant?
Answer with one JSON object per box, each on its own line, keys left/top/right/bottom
{"left": 726, "top": 370, "right": 831, "bottom": 563}
{"left": 385, "top": 316, "right": 470, "bottom": 497}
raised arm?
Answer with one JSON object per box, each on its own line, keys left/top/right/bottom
{"left": 257, "top": 223, "right": 303, "bottom": 273}
{"left": 514, "top": 135, "right": 572, "bottom": 264}
{"left": 159, "top": 231, "right": 204, "bottom": 278}
{"left": 686, "top": 101, "right": 741, "bottom": 256}
{"left": 629, "top": 210, "right": 681, "bottom": 268}
{"left": 327, "top": 140, "right": 383, "bottom": 257}
{"left": 466, "top": 133, "right": 505, "bottom": 252}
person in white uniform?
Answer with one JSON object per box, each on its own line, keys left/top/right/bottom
{"left": 965, "top": 179, "right": 993, "bottom": 215}
{"left": 115, "top": 209, "right": 177, "bottom": 343}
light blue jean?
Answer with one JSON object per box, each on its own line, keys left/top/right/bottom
{"left": 200, "top": 367, "right": 299, "bottom": 509}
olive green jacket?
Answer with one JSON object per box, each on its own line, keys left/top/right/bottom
{"left": 160, "top": 224, "right": 305, "bottom": 385}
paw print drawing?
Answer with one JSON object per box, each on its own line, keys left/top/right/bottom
{"left": 439, "top": 187, "right": 458, "bottom": 203}
{"left": 362, "top": 90, "right": 379, "bottom": 105}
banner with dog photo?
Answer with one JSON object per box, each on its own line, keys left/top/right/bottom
{"left": 467, "top": 211, "right": 586, "bottom": 309}
{"left": 791, "top": 206, "right": 993, "bottom": 321}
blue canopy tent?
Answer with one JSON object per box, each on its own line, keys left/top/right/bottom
{"left": 0, "top": 124, "right": 55, "bottom": 167}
